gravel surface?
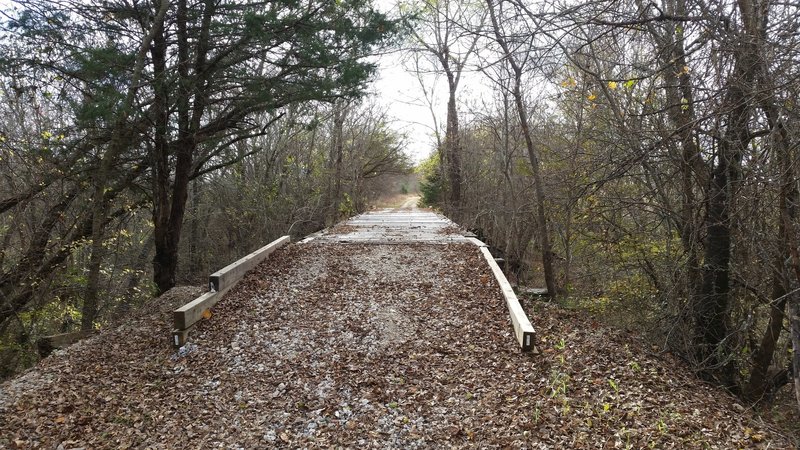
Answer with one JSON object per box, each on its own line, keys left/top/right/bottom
{"left": 0, "top": 242, "right": 794, "bottom": 448}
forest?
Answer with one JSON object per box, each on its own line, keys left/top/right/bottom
{"left": 1, "top": 0, "right": 799, "bottom": 420}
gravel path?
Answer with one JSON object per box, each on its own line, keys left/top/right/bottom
{"left": 1, "top": 209, "right": 794, "bottom": 448}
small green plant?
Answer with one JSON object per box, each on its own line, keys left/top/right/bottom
{"left": 338, "top": 192, "right": 355, "bottom": 216}
{"left": 608, "top": 378, "right": 619, "bottom": 394}
{"left": 629, "top": 361, "right": 641, "bottom": 372}
{"left": 561, "top": 398, "right": 571, "bottom": 415}
{"left": 549, "top": 370, "right": 570, "bottom": 397}
{"left": 655, "top": 418, "right": 667, "bottom": 434}
{"left": 532, "top": 405, "right": 541, "bottom": 423}
{"left": 555, "top": 338, "right": 566, "bottom": 350}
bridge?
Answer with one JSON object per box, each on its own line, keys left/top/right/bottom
{"left": 173, "top": 197, "right": 535, "bottom": 351}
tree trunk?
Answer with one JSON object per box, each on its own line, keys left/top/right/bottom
{"left": 85, "top": 0, "right": 170, "bottom": 314}
{"left": 665, "top": 0, "right": 704, "bottom": 301}
{"left": 745, "top": 66, "right": 798, "bottom": 401}
{"left": 445, "top": 73, "right": 462, "bottom": 213}
{"left": 695, "top": 39, "right": 757, "bottom": 390}
{"left": 80, "top": 207, "right": 103, "bottom": 331}
{"left": 150, "top": 6, "right": 173, "bottom": 294}
{"left": 326, "top": 101, "right": 347, "bottom": 224}
{"left": 790, "top": 295, "right": 800, "bottom": 411}
{"left": 486, "top": 0, "right": 557, "bottom": 297}
{"left": 189, "top": 178, "right": 201, "bottom": 275}
{"left": 151, "top": 0, "right": 211, "bottom": 294}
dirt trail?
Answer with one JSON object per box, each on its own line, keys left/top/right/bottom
{"left": 0, "top": 210, "right": 794, "bottom": 448}
{"left": 397, "top": 195, "right": 421, "bottom": 210}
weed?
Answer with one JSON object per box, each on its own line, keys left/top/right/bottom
{"left": 608, "top": 378, "right": 619, "bottom": 394}
{"left": 656, "top": 418, "right": 667, "bottom": 434}
{"left": 549, "top": 370, "right": 570, "bottom": 398}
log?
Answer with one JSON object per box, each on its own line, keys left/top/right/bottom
{"left": 173, "top": 290, "right": 222, "bottom": 332}
{"left": 37, "top": 330, "right": 95, "bottom": 357}
{"left": 467, "top": 237, "right": 488, "bottom": 247}
{"left": 480, "top": 246, "right": 536, "bottom": 351}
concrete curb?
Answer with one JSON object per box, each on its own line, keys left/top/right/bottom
{"left": 171, "top": 235, "right": 290, "bottom": 347}
{"left": 472, "top": 238, "right": 536, "bottom": 352}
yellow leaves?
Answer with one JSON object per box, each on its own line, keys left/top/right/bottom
{"left": 560, "top": 77, "right": 577, "bottom": 88}
{"left": 201, "top": 309, "right": 212, "bottom": 320}
{"left": 607, "top": 81, "right": 618, "bottom": 90}
{"left": 587, "top": 93, "right": 597, "bottom": 101}
{"left": 744, "top": 427, "right": 765, "bottom": 443}
{"left": 41, "top": 130, "right": 53, "bottom": 140}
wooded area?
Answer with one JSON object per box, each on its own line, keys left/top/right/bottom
{"left": 0, "top": 0, "right": 410, "bottom": 378}
{"left": 409, "top": 0, "right": 800, "bottom": 412}
{"left": 1, "top": 0, "right": 799, "bottom": 423}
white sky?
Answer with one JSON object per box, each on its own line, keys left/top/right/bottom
{"left": 370, "top": 56, "right": 494, "bottom": 164}
{"left": 370, "top": 53, "right": 438, "bottom": 164}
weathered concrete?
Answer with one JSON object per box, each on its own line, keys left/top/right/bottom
{"left": 303, "top": 200, "right": 471, "bottom": 245}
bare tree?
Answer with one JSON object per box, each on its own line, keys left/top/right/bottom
{"left": 485, "top": 0, "right": 557, "bottom": 297}
{"left": 406, "top": 0, "right": 485, "bottom": 214}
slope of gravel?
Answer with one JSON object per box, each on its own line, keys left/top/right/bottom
{"left": 0, "top": 243, "right": 794, "bottom": 449}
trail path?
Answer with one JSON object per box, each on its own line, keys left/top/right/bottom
{"left": 0, "top": 203, "right": 792, "bottom": 448}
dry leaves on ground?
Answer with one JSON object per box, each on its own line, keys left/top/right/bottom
{"left": 0, "top": 243, "right": 795, "bottom": 449}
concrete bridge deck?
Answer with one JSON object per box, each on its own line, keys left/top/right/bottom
{"left": 301, "top": 198, "right": 472, "bottom": 245}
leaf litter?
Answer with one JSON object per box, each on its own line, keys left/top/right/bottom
{"left": 0, "top": 243, "right": 795, "bottom": 448}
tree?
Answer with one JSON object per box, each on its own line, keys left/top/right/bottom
{"left": 485, "top": 0, "right": 557, "bottom": 297}
{"left": 2, "top": 0, "right": 400, "bottom": 293}
{"left": 404, "top": 0, "right": 485, "bottom": 214}
{"left": 145, "top": 0, "right": 399, "bottom": 292}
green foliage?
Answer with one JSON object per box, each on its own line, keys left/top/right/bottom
{"left": 416, "top": 152, "right": 442, "bottom": 207}
{"left": 339, "top": 192, "right": 356, "bottom": 217}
